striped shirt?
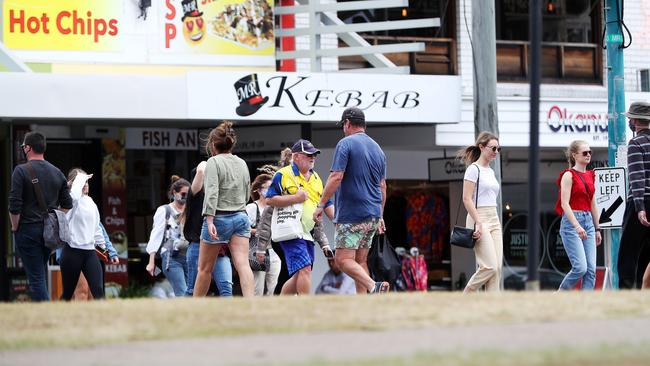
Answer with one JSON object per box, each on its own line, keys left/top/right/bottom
{"left": 627, "top": 129, "right": 650, "bottom": 212}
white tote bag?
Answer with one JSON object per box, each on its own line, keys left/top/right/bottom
{"left": 271, "top": 173, "right": 304, "bottom": 242}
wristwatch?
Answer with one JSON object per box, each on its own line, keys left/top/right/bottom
{"left": 317, "top": 204, "right": 326, "bottom": 209}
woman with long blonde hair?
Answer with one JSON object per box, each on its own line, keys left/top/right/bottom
{"left": 555, "top": 140, "right": 601, "bottom": 290}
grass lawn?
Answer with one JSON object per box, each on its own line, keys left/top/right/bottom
{"left": 1, "top": 291, "right": 649, "bottom": 351}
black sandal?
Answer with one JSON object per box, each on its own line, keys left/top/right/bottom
{"left": 371, "top": 281, "right": 390, "bottom": 294}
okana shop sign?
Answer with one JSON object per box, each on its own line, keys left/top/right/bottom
{"left": 187, "top": 71, "right": 462, "bottom": 123}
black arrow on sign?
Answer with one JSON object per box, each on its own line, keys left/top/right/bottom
{"left": 599, "top": 196, "right": 624, "bottom": 224}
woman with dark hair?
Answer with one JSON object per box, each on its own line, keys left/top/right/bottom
{"left": 458, "top": 131, "right": 503, "bottom": 292}
{"left": 183, "top": 160, "right": 233, "bottom": 297}
{"left": 60, "top": 168, "right": 105, "bottom": 300}
{"left": 556, "top": 140, "right": 601, "bottom": 290}
{"left": 246, "top": 173, "right": 280, "bottom": 296}
{"left": 146, "top": 175, "right": 191, "bottom": 297}
{"left": 194, "top": 121, "right": 254, "bottom": 297}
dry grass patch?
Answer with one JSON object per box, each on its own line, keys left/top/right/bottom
{"left": 1, "top": 291, "right": 649, "bottom": 350}
{"left": 288, "top": 342, "right": 650, "bottom": 366}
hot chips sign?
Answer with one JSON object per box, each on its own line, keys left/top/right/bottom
{"left": 3, "top": 0, "right": 121, "bottom": 51}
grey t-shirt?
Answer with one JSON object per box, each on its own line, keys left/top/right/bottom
{"left": 202, "top": 154, "right": 251, "bottom": 215}
{"left": 9, "top": 160, "right": 73, "bottom": 225}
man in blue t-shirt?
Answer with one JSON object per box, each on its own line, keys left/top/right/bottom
{"left": 314, "top": 107, "right": 389, "bottom": 294}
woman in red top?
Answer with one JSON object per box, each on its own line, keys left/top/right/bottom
{"left": 555, "top": 140, "right": 602, "bottom": 290}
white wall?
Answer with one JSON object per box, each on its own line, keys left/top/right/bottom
{"left": 295, "top": 0, "right": 339, "bottom": 72}
{"left": 439, "top": 0, "right": 650, "bottom": 148}
{"left": 622, "top": 0, "right": 650, "bottom": 92}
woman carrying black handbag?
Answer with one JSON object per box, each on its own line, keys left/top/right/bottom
{"left": 457, "top": 132, "right": 503, "bottom": 293}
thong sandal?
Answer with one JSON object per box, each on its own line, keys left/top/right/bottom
{"left": 371, "top": 281, "right": 390, "bottom": 294}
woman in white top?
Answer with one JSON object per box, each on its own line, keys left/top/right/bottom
{"left": 459, "top": 132, "right": 503, "bottom": 292}
{"left": 60, "top": 168, "right": 105, "bottom": 300}
{"left": 246, "top": 173, "right": 281, "bottom": 296}
{"left": 145, "top": 175, "right": 191, "bottom": 297}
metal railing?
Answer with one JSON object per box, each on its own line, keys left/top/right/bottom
{"left": 274, "top": 0, "right": 439, "bottom": 74}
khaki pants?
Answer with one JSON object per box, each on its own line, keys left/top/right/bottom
{"left": 464, "top": 206, "right": 503, "bottom": 292}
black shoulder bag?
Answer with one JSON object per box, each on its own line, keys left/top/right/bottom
{"left": 450, "top": 164, "right": 480, "bottom": 249}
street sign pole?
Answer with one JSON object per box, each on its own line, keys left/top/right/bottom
{"left": 605, "top": 0, "right": 627, "bottom": 289}
{"left": 526, "top": 0, "right": 541, "bottom": 291}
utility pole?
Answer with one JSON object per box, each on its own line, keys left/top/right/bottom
{"left": 526, "top": 0, "right": 541, "bottom": 291}
{"left": 605, "top": 0, "right": 627, "bottom": 288}
{"left": 471, "top": 0, "right": 502, "bottom": 212}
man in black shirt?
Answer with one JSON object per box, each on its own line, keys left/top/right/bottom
{"left": 9, "top": 132, "right": 73, "bottom": 301}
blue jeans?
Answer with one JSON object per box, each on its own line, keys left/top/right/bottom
{"left": 161, "top": 250, "right": 188, "bottom": 297}
{"left": 14, "top": 223, "right": 51, "bottom": 301}
{"left": 559, "top": 211, "right": 596, "bottom": 290}
{"left": 185, "top": 242, "right": 233, "bottom": 297}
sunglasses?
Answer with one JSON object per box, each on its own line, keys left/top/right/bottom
{"left": 302, "top": 153, "right": 317, "bottom": 158}
{"left": 486, "top": 145, "right": 501, "bottom": 153}
{"left": 581, "top": 150, "right": 592, "bottom": 157}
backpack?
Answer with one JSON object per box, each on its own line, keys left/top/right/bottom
{"left": 26, "top": 163, "right": 70, "bottom": 250}
{"left": 155, "top": 204, "right": 174, "bottom": 258}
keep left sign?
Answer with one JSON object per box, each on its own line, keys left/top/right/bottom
{"left": 594, "top": 167, "right": 627, "bottom": 228}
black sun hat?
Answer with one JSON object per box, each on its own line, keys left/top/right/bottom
{"left": 624, "top": 102, "right": 650, "bottom": 121}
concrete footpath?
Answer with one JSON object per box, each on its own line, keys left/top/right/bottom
{"left": 2, "top": 317, "right": 649, "bottom": 366}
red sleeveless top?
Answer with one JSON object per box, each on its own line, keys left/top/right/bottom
{"left": 554, "top": 169, "right": 595, "bottom": 215}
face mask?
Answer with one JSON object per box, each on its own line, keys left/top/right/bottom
{"left": 260, "top": 188, "right": 269, "bottom": 197}
{"left": 629, "top": 120, "right": 636, "bottom": 133}
{"left": 177, "top": 197, "right": 187, "bottom": 205}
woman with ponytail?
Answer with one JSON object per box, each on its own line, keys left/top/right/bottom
{"left": 145, "top": 175, "right": 191, "bottom": 297}
{"left": 195, "top": 121, "right": 254, "bottom": 297}
{"left": 555, "top": 140, "right": 601, "bottom": 290}
{"left": 458, "top": 132, "right": 503, "bottom": 292}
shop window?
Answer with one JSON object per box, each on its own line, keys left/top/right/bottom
{"left": 495, "top": 0, "right": 603, "bottom": 84}
{"left": 385, "top": 180, "right": 451, "bottom": 291}
{"left": 337, "top": 0, "right": 457, "bottom": 75}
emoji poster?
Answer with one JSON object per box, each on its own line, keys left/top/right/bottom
{"left": 162, "top": 0, "right": 275, "bottom": 56}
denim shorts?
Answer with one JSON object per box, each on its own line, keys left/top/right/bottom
{"left": 201, "top": 212, "right": 251, "bottom": 244}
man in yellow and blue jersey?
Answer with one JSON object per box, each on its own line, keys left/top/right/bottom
{"left": 267, "top": 139, "right": 334, "bottom": 295}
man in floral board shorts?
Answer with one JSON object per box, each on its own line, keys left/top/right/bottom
{"left": 314, "top": 107, "right": 389, "bottom": 294}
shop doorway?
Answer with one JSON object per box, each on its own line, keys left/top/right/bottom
{"left": 46, "top": 139, "right": 103, "bottom": 208}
